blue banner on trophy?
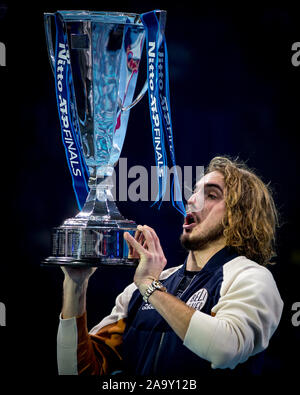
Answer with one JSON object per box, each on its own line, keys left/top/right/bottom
{"left": 42, "top": 10, "right": 185, "bottom": 266}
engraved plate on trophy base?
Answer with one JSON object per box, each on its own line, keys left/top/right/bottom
{"left": 42, "top": 220, "right": 138, "bottom": 267}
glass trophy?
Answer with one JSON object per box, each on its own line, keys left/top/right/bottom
{"left": 42, "top": 10, "right": 166, "bottom": 266}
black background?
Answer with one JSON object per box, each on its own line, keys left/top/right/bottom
{"left": 0, "top": 0, "right": 299, "bottom": 390}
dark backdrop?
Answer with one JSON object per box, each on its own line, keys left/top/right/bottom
{"left": 0, "top": 0, "right": 299, "bottom": 389}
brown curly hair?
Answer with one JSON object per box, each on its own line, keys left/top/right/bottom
{"left": 206, "top": 156, "right": 279, "bottom": 266}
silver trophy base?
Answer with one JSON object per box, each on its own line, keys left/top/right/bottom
{"left": 42, "top": 220, "right": 139, "bottom": 267}
{"left": 42, "top": 171, "right": 140, "bottom": 267}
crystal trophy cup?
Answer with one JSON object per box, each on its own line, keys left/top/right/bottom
{"left": 42, "top": 10, "right": 166, "bottom": 267}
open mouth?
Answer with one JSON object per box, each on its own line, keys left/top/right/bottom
{"left": 183, "top": 213, "right": 197, "bottom": 230}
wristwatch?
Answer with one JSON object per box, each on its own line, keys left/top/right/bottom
{"left": 143, "top": 279, "right": 167, "bottom": 303}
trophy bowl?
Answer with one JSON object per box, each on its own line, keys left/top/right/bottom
{"left": 42, "top": 10, "right": 166, "bottom": 267}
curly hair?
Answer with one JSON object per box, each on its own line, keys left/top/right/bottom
{"left": 206, "top": 156, "right": 279, "bottom": 266}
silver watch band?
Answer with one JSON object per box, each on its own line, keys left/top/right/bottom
{"left": 143, "top": 280, "right": 167, "bottom": 303}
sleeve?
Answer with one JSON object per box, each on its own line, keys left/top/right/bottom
{"left": 183, "top": 264, "right": 283, "bottom": 370}
{"left": 57, "top": 282, "right": 137, "bottom": 375}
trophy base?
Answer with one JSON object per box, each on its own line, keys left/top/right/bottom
{"left": 42, "top": 221, "right": 139, "bottom": 267}
{"left": 42, "top": 256, "right": 138, "bottom": 267}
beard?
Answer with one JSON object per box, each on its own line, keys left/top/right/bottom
{"left": 180, "top": 222, "right": 225, "bottom": 251}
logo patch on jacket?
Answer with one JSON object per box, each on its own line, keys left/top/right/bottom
{"left": 186, "top": 288, "right": 208, "bottom": 311}
{"left": 142, "top": 302, "right": 155, "bottom": 310}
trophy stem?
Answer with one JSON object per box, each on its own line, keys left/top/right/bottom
{"left": 76, "top": 168, "right": 125, "bottom": 223}
{"left": 62, "top": 166, "right": 130, "bottom": 226}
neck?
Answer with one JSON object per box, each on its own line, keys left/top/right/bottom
{"left": 186, "top": 239, "right": 226, "bottom": 271}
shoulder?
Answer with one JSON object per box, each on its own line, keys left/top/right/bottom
{"left": 221, "top": 255, "right": 281, "bottom": 298}
{"left": 159, "top": 264, "right": 183, "bottom": 280}
{"left": 223, "top": 255, "right": 275, "bottom": 279}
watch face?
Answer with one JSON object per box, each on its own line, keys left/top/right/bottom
{"left": 153, "top": 281, "right": 167, "bottom": 292}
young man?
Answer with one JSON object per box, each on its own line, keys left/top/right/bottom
{"left": 57, "top": 156, "right": 283, "bottom": 375}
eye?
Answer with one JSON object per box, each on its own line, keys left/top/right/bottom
{"left": 208, "top": 193, "right": 217, "bottom": 200}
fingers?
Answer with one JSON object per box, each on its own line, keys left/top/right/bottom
{"left": 124, "top": 232, "right": 147, "bottom": 255}
{"left": 125, "top": 230, "right": 141, "bottom": 258}
{"left": 139, "top": 225, "right": 162, "bottom": 253}
{"left": 137, "top": 225, "right": 156, "bottom": 251}
{"left": 125, "top": 225, "right": 164, "bottom": 256}
{"left": 135, "top": 229, "right": 146, "bottom": 248}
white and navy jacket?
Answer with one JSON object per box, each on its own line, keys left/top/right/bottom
{"left": 57, "top": 247, "right": 283, "bottom": 375}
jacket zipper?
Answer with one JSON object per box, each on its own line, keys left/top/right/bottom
{"left": 179, "top": 275, "right": 196, "bottom": 300}
{"left": 152, "top": 275, "right": 197, "bottom": 373}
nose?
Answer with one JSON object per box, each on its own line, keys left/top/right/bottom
{"left": 187, "top": 192, "right": 196, "bottom": 206}
{"left": 186, "top": 190, "right": 204, "bottom": 213}
{"left": 186, "top": 192, "right": 197, "bottom": 213}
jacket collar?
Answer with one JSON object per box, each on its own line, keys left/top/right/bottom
{"left": 179, "top": 246, "right": 239, "bottom": 276}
